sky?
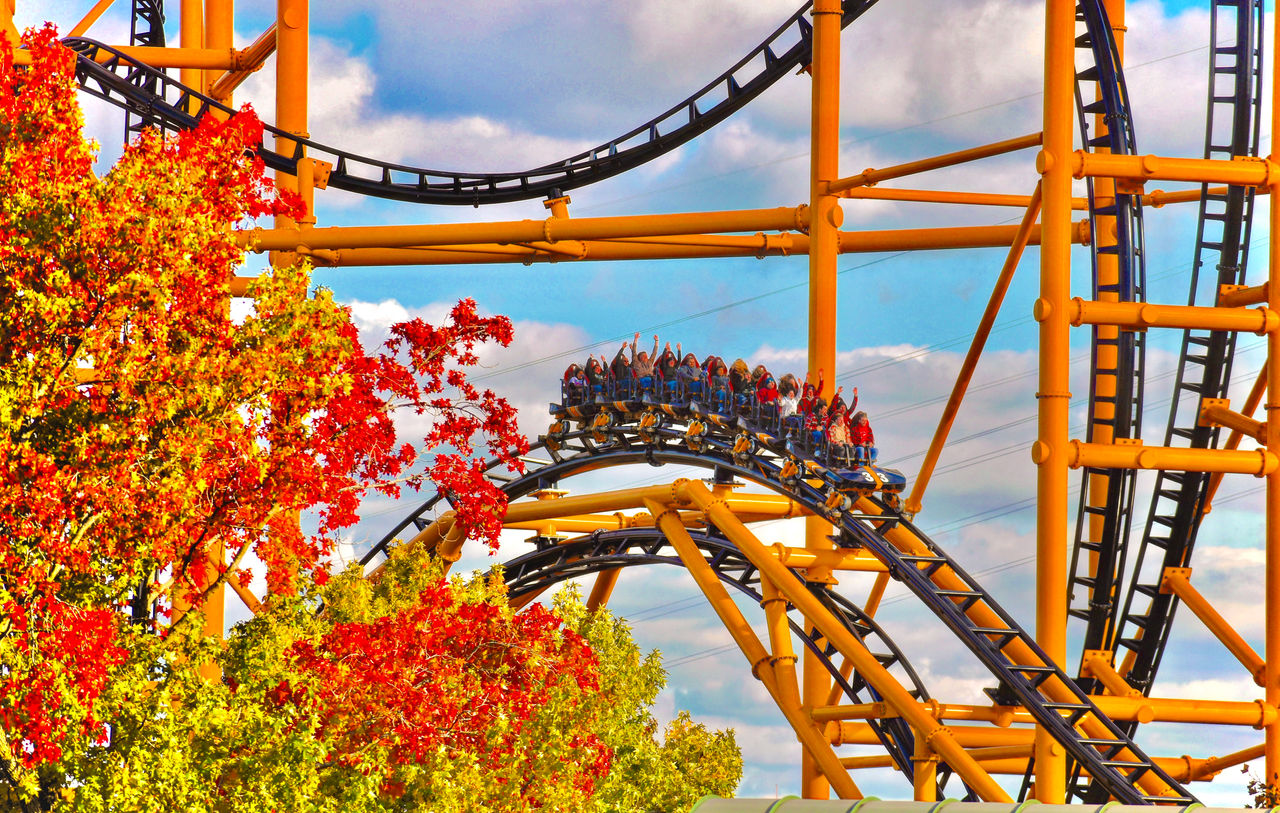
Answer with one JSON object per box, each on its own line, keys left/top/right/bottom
{"left": 20, "top": 0, "right": 1280, "bottom": 804}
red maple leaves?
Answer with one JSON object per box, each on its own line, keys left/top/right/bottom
{"left": 0, "top": 27, "right": 527, "bottom": 770}
{"left": 286, "top": 581, "right": 609, "bottom": 788}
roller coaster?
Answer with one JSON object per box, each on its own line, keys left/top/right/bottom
{"left": 14, "top": 0, "right": 1280, "bottom": 805}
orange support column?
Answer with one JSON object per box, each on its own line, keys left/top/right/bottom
{"left": 205, "top": 0, "right": 233, "bottom": 115}
{"left": 180, "top": 0, "right": 205, "bottom": 95}
{"left": 1267, "top": 0, "right": 1280, "bottom": 794}
{"left": 275, "top": 0, "right": 307, "bottom": 231}
{"left": 803, "top": 0, "right": 843, "bottom": 799}
{"left": 1032, "top": 0, "right": 1076, "bottom": 802}
{"left": 1, "top": 0, "right": 19, "bottom": 46}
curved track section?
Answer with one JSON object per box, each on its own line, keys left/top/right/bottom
{"left": 1109, "top": 0, "right": 1264, "bottom": 695}
{"left": 1064, "top": 3, "right": 1151, "bottom": 799}
{"left": 368, "top": 399, "right": 1197, "bottom": 804}
{"left": 65, "top": 0, "right": 880, "bottom": 206}
{"left": 500, "top": 527, "right": 928, "bottom": 781}
{"left": 1067, "top": 0, "right": 1147, "bottom": 676}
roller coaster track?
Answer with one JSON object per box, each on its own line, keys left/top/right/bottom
{"left": 1063, "top": 1, "right": 1149, "bottom": 800}
{"left": 123, "top": 0, "right": 164, "bottom": 143}
{"left": 1066, "top": 0, "right": 1146, "bottom": 671}
{"left": 363, "top": 401, "right": 1196, "bottom": 804}
{"left": 1108, "top": 0, "right": 1264, "bottom": 698}
{"left": 500, "top": 527, "right": 928, "bottom": 787}
{"left": 68, "top": 1, "right": 880, "bottom": 206}
{"left": 85, "top": 0, "right": 1251, "bottom": 799}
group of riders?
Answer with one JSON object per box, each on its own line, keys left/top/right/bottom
{"left": 561, "top": 333, "right": 879, "bottom": 467}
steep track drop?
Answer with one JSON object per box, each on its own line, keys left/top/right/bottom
{"left": 365, "top": 399, "right": 1197, "bottom": 804}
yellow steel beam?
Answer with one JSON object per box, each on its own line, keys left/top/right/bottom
{"left": 833, "top": 722, "right": 1033, "bottom": 749}
{"left": 905, "top": 184, "right": 1041, "bottom": 517}
{"left": 864, "top": 571, "right": 889, "bottom": 618}
{"left": 211, "top": 22, "right": 273, "bottom": 100}
{"left": 1080, "top": 649, "right": 1141, "bottom": 697}
{"left": 209, "top": 23, "right": 275, "bottom": 101}
{"left": 1066, "top": 440, "right": 1277, "bottom": 475}
{"left": 246, "top": 220, "right": 1090, "bottom": 269}
{"left": 845, "top": 745, "right": 1226, "bottom": 784}
{"left": 1160, "top": 567, "right": 1265, "bottom": 686}
{"left": 586, "top": 568, "right": 620, "bottom": 612}
{"left": 1190, "top": 743, "right": 1265, "bottom": 782}
{"left": 684, "top": 480, "right": 1010, "bottom": 802}
{"left": 841, "top": 187, "right": 1087, "bottom": 210}
{"left": 204, "top": 0, "right": 233, "bottom": 120}
{"left": 68, "top": 0, "right": 118, "bottom": 37}
{"left": 179, "top": 0, "right": 206, "bottom": 99}
{"left": 1200, "top": 398, "right": 1267, "bottom": 445}
{"left": 0, "top": 0, "right": 16, "bottom": 46}
{"left": 1073, "top": 151, "right": 1272, "bottom": 187}
{"left": 1036, "top": 1, "right": 1076, "bottom": 799}
{"left": 912, "top": 729, "right": 938, "bottom": 801}
{"left": 1068, "top": 298, "right": 1277, "bottom": 333}
{"left": 813, "top": 694, "right": 1276, "bottom": 727}
{"left": 1269, "top": 4, "right": 1280, "bottom": 790}
{"left": 829, "top": 132, "right": 1042, "bottom": 194}
{"left": 274, "top": 0, "right": 307, "bottom": 233}
{"left": 210, "top": 23, "right": 276, "bottom": 101}
{"left": 226, "top": 570, "right": 262, "bottom": 614}
{"left": 240, "top": 207, "right": 808, "bottom": 251}
{"left": 758, "top": 572, "right": 852, "bottom": 799}
{"left": 1221, "top": 282, "right": 1270, "bottom": 308}
{"left": 241, "top": 215, "right": 1091, "bottom": 256}
{"left": 1146, "top": 184, "right": 1271, "bottom": 208}
{"left": 646, "top": 500, "right": 862, "bottom": 799}
{"left": 1205, "top": 367, "right": 1268, "bottom": 514}
{"left": 505, "top": 483, "right": 692, "bottom": 524}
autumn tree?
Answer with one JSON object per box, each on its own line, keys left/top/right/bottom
{"left": 0, "top": 28, "right": 740, "bottom": 812}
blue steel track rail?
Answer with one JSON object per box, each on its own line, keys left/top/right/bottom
{"left": 1063, "top": 0, "right": 1150, "bottom": 800}
{"left": 70, "top": 0, "right": 880, "bottom": 206}
{"left": 365, "top": 399, "right": 1197, "bottom": 804}
{"left": 1066, "top": 0, "right": 1147, "bottom": 685}
{"left": 1110, "top": 0, "right": 1264, "bottom": 698}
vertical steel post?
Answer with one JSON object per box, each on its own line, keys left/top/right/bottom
{"left": 275, "top": 0, "right": 307, "bottom": 230}
{"left": 803, "top": 0, "right": 843, "bottom": 799}
{"left": 272, "top": 0, "right": 307, "bottom": 591}
{"left": 1033, "top": 0, "right": 1076, "bottom": 802}
{"left": 205, "top": 0, "right": 233, "bottom": 114}
{"left": 180, "top": 0, "right": 204, "bottom": 94}
{"left": 1, "top": 0, "right": 18, "bottom": 47}
{"left": 1266, "top": 0, "right": 1280, "bottom": 794}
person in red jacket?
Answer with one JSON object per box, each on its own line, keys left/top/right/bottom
{"left": 804, "top": 398, "right": 828, "bottom": 447}
{"left": 851, "top": 410, "right": 877, "bottom": 465}
{"left": 797, "top": 369, "right": 824, "bottom": 416}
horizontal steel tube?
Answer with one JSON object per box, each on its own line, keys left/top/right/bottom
{"left": 829, "top": 132, "right": 1042, "bottom": 193}
{"left": 1220, "top": 282, "right": 1270, "bottom": 308}
{"left": 1067, "top": 298, "right": 1278, "bottom": 333}
{"left": 1072, "top": 151, "right": 1273, "bottom": 186}
{"left": 1201, "top": 402, "right": 1267, "bottom": 445}
{"left": 239, "top": 207, "right": 810, "bottom": 250}
{"left": 1067, "top": 441, "right": 1278, "bottom": 475}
